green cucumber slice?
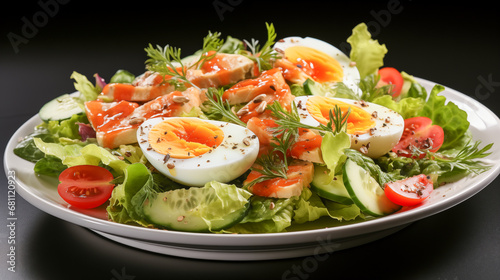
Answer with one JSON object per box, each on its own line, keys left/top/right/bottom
{"left": 142, "top": 183, "right": 251, "bottom": 232}
{"left": 311, "top": 165, "right": 352, "bottom": 205}
{"left": 303, "top": 78, "right": 323, "bottom": 96}
{"left": 39, "top": 94, "right": 84, "bottom": 122}
{"left": 342, "top": 158, "right": 401, "bottom": 216}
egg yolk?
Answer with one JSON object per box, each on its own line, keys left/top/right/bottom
{"left": 284, "top": 46, "right": 343, "bottom": 83}
{"left": 306, "top": 96, "right": 375, "bottom": 135}
{"left": 148, "top": 118, "right": 224, "bottom": 159}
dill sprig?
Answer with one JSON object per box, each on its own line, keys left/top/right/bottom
{"left": 427, "top": 140, "right": 493, "bottom": 175}
{"left": 204, "top": 87, "right": 247, "bottom": 127}
{"left": 195, "top": 31, "right": 224, "bottom": 69}
{"left": 267, "top": 101, "right": 351, "bottom": 135}
{"left": 144, "top": 44, "right": 193, "bottom": 89}
{"left": 245, "top": 152, "right": 288, "bottom": 189}
{"left": 243, "top": 22, "right": 281, "bottom": 72}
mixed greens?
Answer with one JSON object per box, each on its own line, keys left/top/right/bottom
{"left": 14, "top": 23, "right": 493, "bottom": 234}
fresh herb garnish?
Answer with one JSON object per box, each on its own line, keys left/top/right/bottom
{"left": 243, "top": 22, "right": 281, "bottom": 72}
{"left": 144, "top": 31, "right": 224, "bottom": 89}
{"left": 427, "top": 140, "right": 493, "bottom": 175}
{"left": 245, "top": 152, "right": 289, "bottom": 189}
{"left": 204, "top": 87, "right": 247, "bottom": 127}
{"left": 267, "top": 100, "right": 351, "bottom": 135}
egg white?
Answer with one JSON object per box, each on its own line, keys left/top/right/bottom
{"left": 137, "top": 117, "right": 259, "bottom": 187}
{"left": 294, "top": 96, "right": 404, "bottom": 158}
{"left": 274, "top": 36, "right": 361, "bottom": 96}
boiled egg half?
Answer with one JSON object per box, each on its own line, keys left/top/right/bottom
{"left": 295, "top": 96, "right": 404, "bottom": 158}
{"left": 137, "top": 117, "right": 259, "bottom": 186}
{"left": 274, "top": 36, "right": 361, "bottom": 95}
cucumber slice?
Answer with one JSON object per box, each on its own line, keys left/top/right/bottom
{"left": 303, "top": 78, "right": 323, "bottom": 96}
{"left": 311, "top": 165, "right": 352, "bottom": 205}
{"left": 39, "top": 94, "right": 84, "bottom": 122}
{"left": 143, "top": 183, "right": 251, "bottom": 232}
{"left": 342, "top": 159, "right": 401, "bottom": 217}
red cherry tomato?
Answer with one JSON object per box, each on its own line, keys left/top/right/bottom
{"left": 58, "top": 165, "right": 115, "bottom": 209}
{"left": 378, "top": 67, "right": 404, "bottom": 98}
{"left": 384, "top": 174, "right": 434, "bottom": 206}
{"left": 392, "top": 117, "right": 444, "bottom": 159}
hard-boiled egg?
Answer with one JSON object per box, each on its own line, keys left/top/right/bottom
{"left": 295, "top": 96, "right": 404, "bottom": 158}
{"left": 137, "top": 117, "right": 259, "bottom": 186}
{"left": 274, "top": 36, "right": 361, "bottom": 95}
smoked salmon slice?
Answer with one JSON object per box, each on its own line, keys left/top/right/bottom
{"left": 222, "top": 68, "right": 295, "bottom": 123}
{"left": 86, "top": 87, "right": 203, "bottom": 149}
{"left": 244, "top": 160, "right": 314, "bottom": 198}
{"left": 100, "top": 53, "right": 254, "bottom": 103}
{"left": 186, "top": 52, "right": 255, "bottom": 88}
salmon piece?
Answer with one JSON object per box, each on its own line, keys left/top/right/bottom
{"left": 246, "top": 117, "right": 279, "bottom": 156}
{"left": 223, "top": 68, "right": 295, "bottom": 123}
{"left": 86, "top": 87, "right": 203, "bottom": 149}
{"left": 244, "top": 160, "right": 314, "bottom": 198}
{"left": 101, "top": 71, "right": 177, "bottom": 102}
{"left": 275, "top": 58, "right": 312, "bottom": 84}
{"left": 290, "top": 128, "right": 324, "bottom": 164}
{"left": 186, "top": 52, "right": 254, "bottom": 88}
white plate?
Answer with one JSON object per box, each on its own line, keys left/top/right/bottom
{"left": 4, "top": 78, "right": 500, "bottom": 261}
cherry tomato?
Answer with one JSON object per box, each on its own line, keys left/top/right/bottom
{"left": 392, "top": 117, "right": 444, "bottom": 159}
{"left": 384, "top": 174, "right": 434, "bottom": 206}
{"left": 378, "top": 67, "right": 404, "bottom": 98}
{"left": 58, "top": 165, "right": 115, "bottom": 209}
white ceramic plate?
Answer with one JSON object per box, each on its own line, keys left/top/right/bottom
{"left": 4, "top": 78, "right": 500, "bottom": 261}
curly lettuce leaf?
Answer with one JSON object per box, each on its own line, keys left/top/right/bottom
{"left": 33, "top": 138, "right": 128, "bottom": 175}
{"left": 347, "top": 23, "right": 388, "bottom": 79}
{"left": 418, "top": 85, "right": 470, "bottom": 150}
{"left": 372, "top": 95, "right": 425, "bottom": 119}
{"left": 46, "top": 113, "right": 88, "bottom": 140}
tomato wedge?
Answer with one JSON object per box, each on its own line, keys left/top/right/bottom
{"left": 392, "top": 117, "right": 444, "bottom": 159}
{"left": 378, "top": 67, "right": 404, "bottom": 98}
{"left": 58, "top": 165, "right": 115, "bottom": 209}
{"left": 384, "top": 174, "right": 434, "bottom": 206}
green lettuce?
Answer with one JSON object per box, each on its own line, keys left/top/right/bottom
{"left": 107, "top": 163, "right": 185, "bottom": 226}
{"left": 321, "top": 132, "right": 351, "bottom": 179}
{"left": 347, "top": 23, "right": 388, "bottom": 79}
{"left": 14, "top": 126, "right": 58, "bottom": 163}
{"left": 294, "top": 188, "right": 363, "bottom": 224}
{"left": 418, "top": 85, "right": 470, "bottom": 150}
{"left": 372, "top": 95, "right": 425, "bottom": 119}
{"left": 70, "top": 71, "right": 100, "bottom": 103}
{"left": 109, "top": 69, "right": 135, "bottom": 84}
{"left": 227, "top": 195, "right": 297, "bottom": 233}
{"left": 46, "top": 113, "right": 88, "bottom": 140}
{"left": 33, "top": 138, "right": 128, "bottom": 175}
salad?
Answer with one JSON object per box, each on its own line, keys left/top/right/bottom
{"left": 13, "top": 22, "right": 493, "bottom": 234}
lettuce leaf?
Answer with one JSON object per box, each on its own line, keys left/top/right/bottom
{"left": 110, "top": 69, "right": 135, "bottom": 84}
{"left": 418, "top": 85, "right": 470, "bottom": 150}
{"left": 293, "top": 188, "right": 330, "bottom": 223}
{"left": 347, "top": 23, "right": 388, "bottom": 79}
{"left": 107, "top": 163, "right": 187, "bottom": 227}
{"left": 372, "top": 95, "right": 425, "bottom": 119}
{"left": 33, "top": 138, "right": 128, "bottom": 175}
{"left": 294, "top": 188, "right": 364, "bottom": 224}
{"left": 321, "top": 132, "right": 351, "bottom": 179}
{"left": 46, "top": 113, "right": 88, "bottom": 140}
{"left": 70, "top": 71, "right": 100, "bottom": 103}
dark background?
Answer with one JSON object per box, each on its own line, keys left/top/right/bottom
{"left": 1, "top": 0, "right": 500, "bottom": 279}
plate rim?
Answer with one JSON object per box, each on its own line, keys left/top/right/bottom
{"left": 4, "top": 77, "right": 500, "bottom": 249}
